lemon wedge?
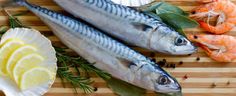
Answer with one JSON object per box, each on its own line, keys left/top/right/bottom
{"left": 13, "top": 54, "right": 44, "bottom": 84}
{"left": 0, "top": 39, "right": 24, "bottom": 75}
{"left": 20, "top": 67, "right": 52, "bottom": 90}
{"left": 6, "top": 45, "right": 38, "bottom": 76}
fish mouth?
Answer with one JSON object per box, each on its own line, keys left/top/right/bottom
{"left": 154, "top": 84, "right": 181, "bottom": 93}
{"left": 170, "top": 44, "right": 197, "bottom": 55}
{"left": 185, "top": 44, "right": 198, "bottom": 53}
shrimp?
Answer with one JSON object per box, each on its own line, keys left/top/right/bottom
{"left": 188, "top": 34, "right": 236, "bottom": 62}
{"left": 190, "top": 0, "right": 236, "bottom": 34}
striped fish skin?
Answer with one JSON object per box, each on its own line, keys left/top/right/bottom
{"left": 53, "top": 0, "right": 197, "bottom": 55}
{"left": 10, "top": 0, "right": 181, "bottom": 93}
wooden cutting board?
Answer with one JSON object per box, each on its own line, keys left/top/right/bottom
{"left": 0, "top": 0, "right": 236, "bottom": 96}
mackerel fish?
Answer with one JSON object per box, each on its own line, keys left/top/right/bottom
{"left": 3, "top": 0, "right": 181, "bottom": 93}
{"left": 53, "top": 0, "right": 197, "bottom": 55}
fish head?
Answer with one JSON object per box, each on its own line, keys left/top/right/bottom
{"left": 151, "top": 70, "right": 181, "bottom": 92}
{"left": 139, "top": 63, "right": 181, "bottom": 93}
{"left": 150, "top": 30, "right": 197, "bottom": 55}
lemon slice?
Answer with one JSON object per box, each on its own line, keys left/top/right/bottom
{"left": 6, "top": 45, "right": 38, "bottom": 76}
{"left": 0, "top": 38, "right": 20, "bottom": 47}
{"left": 0, "top": 39, "right": 24, "bottom": 75}
{"left": 13, "top": 54, "right": 44, "bottom": 84}
{"left": 0, "top": 28, "right": 57, "bottom": 96}
{"left": 20, "top": 67, "right": 52, "bottom": 90}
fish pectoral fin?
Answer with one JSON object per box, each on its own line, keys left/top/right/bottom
{"left": 119, "top": 59, "right": 140, "bottom": 71}
{"left": 125, "top": 61, "right": 140, "bottom": 71}
{"left": 132, "top": 23, "right": 154, "bottom": 32}
{"left": 119, "top": 59, "right": 146, "bottom": 73}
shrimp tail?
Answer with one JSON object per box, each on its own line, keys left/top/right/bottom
{"left": 198, "top": 20, "right": 234, "bottom": 34}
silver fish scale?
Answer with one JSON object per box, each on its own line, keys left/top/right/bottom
{"left": 84, "top": 0, "right": 161, "bottom": 28}
{"left": 25, "top": 3, "right": 152, "bottom": 65}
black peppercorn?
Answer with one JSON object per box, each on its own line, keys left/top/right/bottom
{"left": 196, "top": 57, "right": 200, "bottom": 61}
{"left": 93, "top": 87, "right": 98, "bottom": 91}
{"left": 179, "top": 61, "right": 183, "bottom": 65}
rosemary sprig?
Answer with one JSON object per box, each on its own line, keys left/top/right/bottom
{"left": 56, "top": 47, "right": 94, "bottom": 93}
{"left": 4, "top": 9, "right": 27, "bottom": 28}
{"left": 57, "top": 66, "right": 94, "bottom": 93}
{"left": 55, "top": 47, "right": 111, "bottom": 93}
{"left": 0, "top": 9, "right": 111, "bottom": 94}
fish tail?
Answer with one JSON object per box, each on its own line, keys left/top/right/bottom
{"left": 0, "top": 0, "right": 27, "bottom": 8}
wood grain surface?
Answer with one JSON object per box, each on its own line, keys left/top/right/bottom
{"left": 0, "top": 0, "right": 236, "bottom": 96}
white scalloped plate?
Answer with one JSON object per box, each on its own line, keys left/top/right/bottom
{"left": 0, "top": 28, "right": 57, "bottom": 96}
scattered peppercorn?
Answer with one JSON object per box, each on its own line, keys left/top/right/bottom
{"left": 170, "top": 64, "right": 176, "bottom": 69}
{"left": 157, "top": 61, "right": 166, "bottom": 67}
{"left": 93, "top": 87, "right": 98, "bottom": 91}
{"left": 183, "top": 74, "right": 188, "bottom": 80}
{"left": 196, "top": 57, "right": 200, "bottom": 61}
{"left": 227, "top": 81, "right": 230, "bottom": 85}
{"left": 191, "top": 11, "right": 196, "bottom": 14}
{"left": 150, "top": 52, "right": 155, "bottom": 57}
{"left": 151, "top": 58, "right": 156, "bottom": 62}
{"left": 173, "top": 64, "right": 176, "bottom": 68}
{"left": 169, "top": 64, "right": 173, "bottom": 68}
{"left": 194, "top": 35, "right": 198, "bottom": 39}
{"left": 179, "top": 61, "right": 183, "bottom": 65}
{"left": 163, "top": 59, "right": 167, "bottom": 63}
{"left": 211, "top": 83, "right": 216, "bottom": 88}
{"left": 166, "top": 64, "right": 170, "bottom": 68}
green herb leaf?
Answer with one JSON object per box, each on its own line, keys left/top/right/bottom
{"left": 0, "top": 26, "right": 8, "bottom": 37}
{"left": 158, "top": 13, "right": 199, "bottom": 29}
{"left": 155, "top": 2, "right": 188, "bottom": 16}
{"left": 142, "top": 2, "right": 164, "bottom": 12}
{"left": 142, "top": 2, "right": 188, "bottom": 16}
{"left": 106, "top": 77, "right": 183, "bottom": 96}
{"left": 141, "top": 2, "right": 198, "bottom": 37}
{"left": 106, "top": 77, "right": 146, "bottom": 96}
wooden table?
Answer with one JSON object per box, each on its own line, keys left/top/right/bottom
{"left": 0, "top": 0, "right": 236, "bottom": 96}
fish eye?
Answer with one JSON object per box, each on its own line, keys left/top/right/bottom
{"left": 175, "top": 37, "right": 187, "bottom": 46}
{"left": 157, "top": 75, "right": 170, "bottom": 85}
